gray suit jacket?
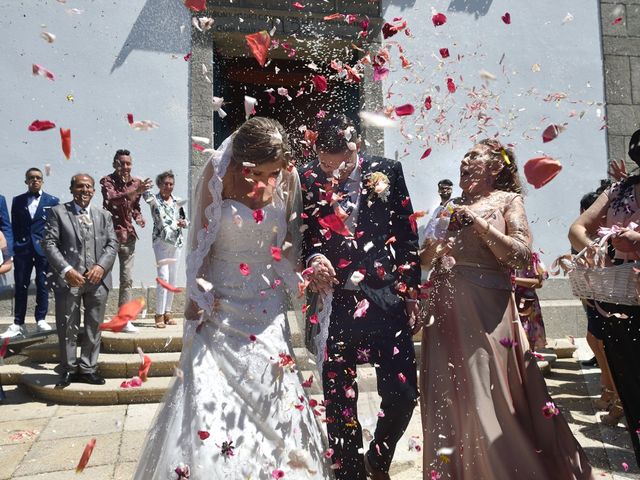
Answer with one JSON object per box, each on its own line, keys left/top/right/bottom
{"left": 42, "top": 202, "right": 118, "bottom": 289}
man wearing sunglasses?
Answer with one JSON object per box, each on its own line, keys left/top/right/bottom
{"left": 1, "top": 168, "right": 59, "bottom": 339}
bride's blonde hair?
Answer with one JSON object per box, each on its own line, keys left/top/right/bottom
{"left": 232, "top": 117, "right": 291, "bottom": 168}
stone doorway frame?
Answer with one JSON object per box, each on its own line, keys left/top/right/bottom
{"left": 187, "top": 2, "right": 385, "bottom": 198}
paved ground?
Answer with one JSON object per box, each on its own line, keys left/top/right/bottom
{"left": 0, "top": 339, "right": 637, "bottom": 480}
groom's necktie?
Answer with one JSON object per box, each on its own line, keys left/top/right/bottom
{"left": 336, "top": 179, "right": 357, "bottom": 217}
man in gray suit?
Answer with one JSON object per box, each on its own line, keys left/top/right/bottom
{"left": 42, "top": 174, "right": 118, "bottom": 387}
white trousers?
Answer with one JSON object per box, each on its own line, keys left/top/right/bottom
{"left": 153, "top": 241, "right": 181, "bottom": 314}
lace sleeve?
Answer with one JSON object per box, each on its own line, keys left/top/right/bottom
{"left": 283, "top": 167, "right": 303, "bottom": 271}
{"left": 501, "top": 194, "right": 532, "bottom": 269}
{"left": 185, "top": 136, "right": 233, "bottom": 316}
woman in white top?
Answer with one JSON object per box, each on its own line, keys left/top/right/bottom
{"left": 143, "top": 171, "right": 188, "bottom": 328}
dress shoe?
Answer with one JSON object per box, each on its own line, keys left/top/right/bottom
{"left": 77, "top": 372, "right": 106, "bottom": 385}
{"left": 581, "top": 356, "right": 598, "bottom": 367}
{"left": 56, "top": 371, "right": 78, "bottom": 388}
{"left": 364, "top": 453, "right": 391, "bottom": 480}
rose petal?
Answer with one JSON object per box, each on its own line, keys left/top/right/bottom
{"left": 239, "top": 263, "right": 250, "bottom": 276}
{"left": 99, "top": 298, "right": 146, "bottom": 332}
{"left": 353, "top": 299, "right": 370, "bottom": 318}
{"left": 395, "top": 103, "right": 415, "bottom": 116}
{"left": 75, "top": 438, "right": 96, "bottom": 473}
{"left": 446, "top": 77, "right": 456, "bottom": 93}
{"left": 156, "top": 277, "right": 182, "bottom": 292}
{"left": 432, "top": 12, "right": 447, "bottom": 27}
{"left": 28, "top": 120, "right": 56, "bottom": 132}
{"left": 184, "top": 0, "right": 206, "bottom": 12}
{"left": 245, "top": 31, "right": 271, "bottom": 67}
{"left": 501, "top": 12, "right": 511, "bottom": 24}
{"left": 524, "top": 156, "right": 562, "bottom": 189}
{"left": 60, "top": 128, "right": 71, "bottom": 159}
{"left": 439, "top": 48, "right": 450, "bottom": 58}
{"left": 420, "top": 148, "right": 432, "bottom": 160}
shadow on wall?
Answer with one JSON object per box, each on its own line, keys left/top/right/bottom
{"left": 447, "top": 0, "right": 494, "bottom": 18}
{"left": 111, "top": 0, "right": 190, "bottom": 72}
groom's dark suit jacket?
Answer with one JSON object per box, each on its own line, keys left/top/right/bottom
{"left": 300, "top": 155, "right": 420, "bottom": 312}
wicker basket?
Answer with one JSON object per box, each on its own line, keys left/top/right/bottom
{"left": 568, "top": 254, "right": 640, "bottom": 306}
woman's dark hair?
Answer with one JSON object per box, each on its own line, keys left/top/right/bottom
{"left": 438, "top": 179, "right": 453, "bottom": 188}
{"left": 478, "top": 138, "right": 523, "bottom": 194}
{"left": 231, "top": 117, "right": 290, "bottom": 168}
{"left": 580, "top": 192, "right": 599, "bottom": 213}
{"left": 156, "top": 170, "right": 175, "bottom": 188}
{"left": 315, "top": 114, "right": 359, "bottom": 154}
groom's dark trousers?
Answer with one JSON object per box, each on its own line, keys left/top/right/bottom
{"left": 323, "top": 289, "right": 418, "bottom": 480}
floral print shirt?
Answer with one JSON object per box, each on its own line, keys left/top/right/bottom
{"left": 143, "top": 192, "right": 188, "bottom": 248}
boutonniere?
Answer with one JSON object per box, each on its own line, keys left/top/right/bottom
{"left": 365, "top": 171, "right": 391, "bottom": 203}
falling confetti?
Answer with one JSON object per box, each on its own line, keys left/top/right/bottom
{"left": 524, "top": 156, "right": 563, "bottom": 189}
{"left": 59, "top": 128, "right": 71, "bottom": 159}
{"left": 75, "top": 438, "right": 97, "bottom": 473}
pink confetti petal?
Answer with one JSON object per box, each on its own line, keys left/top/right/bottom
{"left": 439, "top": 48, "right": 450, "bottom": 58}
{"left": 395, "top": 103, "right": 415, "bottom": 116}
{"left": 28, "top": 120, "right": 56, "bottom": 132}
{"left": 184, "top": 0, "right": 206, "bottom": 12}
{"left": 239, "top": 263, "right": 250, "bottom": 276}
{"left": 32, "top": 63, "right": 55, "bottom": 80}
{"left": 353, "top": 299, "right": 370, "bottom": 318}
{"left": 432, "top": 12, "right": 447, "bottom": 27}
{"left": 501, "top": 12, "right": 511, "bottom": 24}
{"left": 446, "top": 77, "right": 456, "bottom": 93}
{"left": 420, "top": 148, "right": 432, "bottom": 160}
{"left": 524, "top": 156, "right": 562, "bottom": 189}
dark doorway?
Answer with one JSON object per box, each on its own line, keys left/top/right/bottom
{"left": 212, "top": 54, "right": 360, "bottom": 162}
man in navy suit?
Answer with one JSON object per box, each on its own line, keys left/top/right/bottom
{"left": 0, "top": 194, "right": 13, "bottom": 258}
{"left": 1, "top": 168, "right": 59, "bottom": 339}
{"left": 301, "top": 115, "right": 420, "bottom": 480}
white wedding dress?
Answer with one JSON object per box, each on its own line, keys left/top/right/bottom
{"left": 134, "top": 138, "right": 331, "bottom": 479}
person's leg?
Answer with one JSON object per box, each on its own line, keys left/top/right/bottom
{"left": 165, "top": 246, "right": 180, "bottom": 314}
{"left": 366, "top": 323, "right": 418, "bottom": 472}
{"left": 33, "top": 253, "right": 49, "bottom": 321}
{"left": 13, "top": 253, "right": 34, "bottom": 325}
{"left": 323, "top": 292, "right": 366, "bottom": 480}
{"left": 78, "top": 284, "right": 108, "bottom": 374}
{"left": 323, "top": 337, "right": 364, "bottom": 479}
{"left": 54, "top": 288, "right": 81, "bottom": 373}
{"left": 153, "top": 242, "right": 168, "bottom": 315}
{"left": 602, "top": 309, "right": 640, "bottom": 467}
{"left": 117, "top": 239, "right": 135, "bottom": 306}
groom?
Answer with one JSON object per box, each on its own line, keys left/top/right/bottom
{"left": 301, "top": 114, "right": 421, "bottom": 480}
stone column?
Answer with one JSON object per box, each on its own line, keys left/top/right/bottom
{"left": 188, "top": 23, "right": 214, "bottom": 210}
{"left": 600, "top": 0, "right": 640, "bottom": 170}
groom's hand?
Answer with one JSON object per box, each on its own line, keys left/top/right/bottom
{"left": 406, "top": 299, "right": 421, "bottom": 335}
{"left": 308, "top": 255, "right": 338, "bottom": 295}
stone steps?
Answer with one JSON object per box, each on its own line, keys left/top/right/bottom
{"left": 0, "top": 312, "right": 574, "bottom": 405}
{"left": 20, "top": 366, "right": 172, "bottom": 405}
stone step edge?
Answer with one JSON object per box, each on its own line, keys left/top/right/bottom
{"left": 21, "top": 372, "right": 171, "bottom": 405}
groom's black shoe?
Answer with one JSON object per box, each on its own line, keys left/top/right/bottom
{"left": 364, "top": 453, "right": 391, "bottom": 480}
{"left": 56, "top": 371, "right": 79, "bottom": 388}
{"left": 77, "top": 372, "right": 106, "bottom": 385}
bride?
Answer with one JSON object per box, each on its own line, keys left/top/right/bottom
{"left": 134, "top": 117, "right": 331, "bottom": 479}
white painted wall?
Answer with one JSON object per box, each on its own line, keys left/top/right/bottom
{"left": 0, "top": 0, "right": 190, "bottom": 286}
{"left": 381, "top": 0, "right": 607, "bottom": 264}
